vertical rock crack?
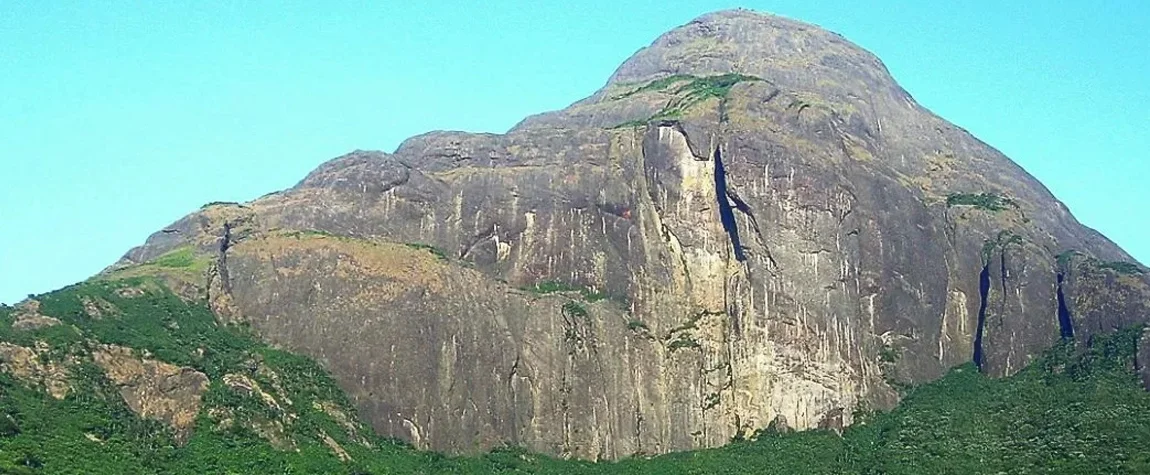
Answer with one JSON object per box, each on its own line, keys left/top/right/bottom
{"left": 711, "top": 145, "right": 778, "bottom": 268}
{"left": 217, "top": 221, "right": 234, "bottom": 294}
{"left": 1056, "top": 272, "right": 1075, "bottom": 340}
{"left": 973, "top": 262, "right": 991, "bottom": 371}
{"left": 712, "top": 146, "right": 746, "bottom": 262}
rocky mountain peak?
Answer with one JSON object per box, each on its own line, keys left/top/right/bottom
{"left": 604, "top": 9, "right": 904, "bottom": 101}
{"left": 511, "top": 9, "right": 911, "bottom": 137}
{"left": 107, "top": 9, "right": 1149, "bottom": 461}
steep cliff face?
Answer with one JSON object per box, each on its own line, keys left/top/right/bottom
{"left": 112, "top": 9, "right": 1148, "bottom": 459}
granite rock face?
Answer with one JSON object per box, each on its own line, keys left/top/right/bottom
{"left": 0, "top": 341, "right": 73, "bottom": 400}
{"left": 92, "top": 344, "right": 210, "bottom": 443}
{"left": 114, "top": 9, "right": 1149, "bottom": 459}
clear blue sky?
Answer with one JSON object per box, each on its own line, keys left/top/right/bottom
{"left": 1, "top": 1, "right": 1147, "bottom": 304}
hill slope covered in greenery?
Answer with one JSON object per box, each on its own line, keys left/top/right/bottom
{"left": 1, "top": 278, "right": 1149, "bottom": 474}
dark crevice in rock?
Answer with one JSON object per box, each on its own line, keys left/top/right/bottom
{"left": 217, "top": 222, "right": 234, "bottom": 294}
{"left": 1056, "top": 272, "right": 1075, "bottom": 340}
{"left": 1136, "top": 330, "right": 1150, "bottom": 391}
{"left": 973, "top": 262, "right": 991, "bottom": 371}
{"left": 220, "top": 222, "right": 233, "bottom": 253}
{"left": 762, "top": 88, "right": 780, "bottom": 104}
{"left": 660, "top": 223, "right": 694, "bottom": 289}
{"left": 830, "top": 119, "right": 856, "bottom": 160}
{"left": 712, "top": 146, "right": 746, "bottom": 262}
{"left": 595, "top": 202, "right": 633, "bottom": 220}
{"left": 712, "top": 146, "right": 778, "bottom": 269}
{"left": 506, "top": 353, "right": 520, "bottom": 386}
{"left": 719, "top": 93, "right": 731, "bottom": 124}
{"left": 658, "top": 121, "right": 710, "bottom": 160}
{"left": 725, "top": 185, "right": 778, "bottom": 269}
{"left": 559, "top": 367, "right": 572, "bottom": 453}
{"left": 999, "top": 250, "right": 1008, "bottom": 326}
{"left": 633, "top": 404, "right": 644, "bottom": 454}
{"left": 507, "top": 353, "right": 521, "bottom": 444}
{"left": 205, "top": 221, "right": 238, "bottom": 317}
{"left": 459, "top": 225, "right": 498, "bottom": 260}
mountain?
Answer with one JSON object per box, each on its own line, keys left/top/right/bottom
{"left": 3, "top": 8, "right": 1149, "bottom": 471}
{"left": 113, "top": 8, "right": 1150, "bottom": 458}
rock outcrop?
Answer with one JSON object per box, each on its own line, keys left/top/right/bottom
{"left": 92, "top": 344, "right": 210, "bottom": 442}
{"left": 0, "top": 342, "right": 72, "bottom": 399}
{"left": 10, "top": 300, "right": 61, "bottom": 331}
{"left": 112, "top": 9, "right": 1149, "bottom": 459}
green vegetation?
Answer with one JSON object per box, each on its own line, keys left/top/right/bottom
{"left": 1099, "top": 261, "right": 1145, "bottom": 275}
{"left": 523, "top": 280, "right": 583, "bottom": 295}
{"left": 278, "top": 231, "right": 452, "bottom": 262}
{"left": 661, "top": 313, "right": 711, "bottom": 352}
{"left": 1056, "top": 250, "right": 1145, "bottom": 275}
{"left": 562, "top": 301, "right": 589, "bottom": 319}
{"left": 672, "top": 73, "right": 759, "bottom": 101}
{"left": 666, "top": 333, "right": 701, "bottom": 352}
{"left": 149, "top": 246, "right": 208, "bottom": 271}
{"left": 665, "top": 310, "right": 714, "bottom": 336}
{"left": 0, "top": 278, "right": 446, "bottom": 474}
{"left": 613, "top": 73, "right": 758, "bottom": 102}
{"left": 877, "top": 342, "right": 911, "bottom": 396}
{"left": 787, "top": 99, "right": 813, "bottom": 114}
{"left": 609, "top": 73, "right": 762, "bottom": 127}
{"left": 611, "top": 74, "right": 697, "bottom": 100}
{"left": 200, "top": 201, "right": 239, "bottom": 209}
{"left": 99, "top": 246, "right": 213, "bottom": 287}
{"left": 1056, "top": 250, "right": 1085, "bottom": 268}
{"left": 981, "top": 230, "right": 1024, "bottom": 262}
{"left": 403, "top": 242, "right": 449, "bottom": 261}
{"left": 703, "top": 392, "right": 721, "bottom": 411}
{"left": 650, "top": 73, "right": 761, "bottom": 122}
{"left": 283, "top": 229, "right": 341, "bottom": 240}
{"left": 878, "top": 343, "right": 899, "bottom": 364}
{"left": 522, "top": 280, "right": 610, "bottom": 303}
{"left": 5, "top": 278, "right": 1150, "bottom": 473}
{"left": 607, "top": 119, "right": 649, "bottom": 130}
{"left": 946, "top": 192, "right": 1019, "bottom": 212}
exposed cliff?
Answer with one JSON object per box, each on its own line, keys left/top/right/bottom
{"left": 110, "top": 9, "right": 1149, "bottom": 459}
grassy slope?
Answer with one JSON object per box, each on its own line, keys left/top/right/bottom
{"left": 1, "top": 279, "right": 1149, "bottom": 474}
